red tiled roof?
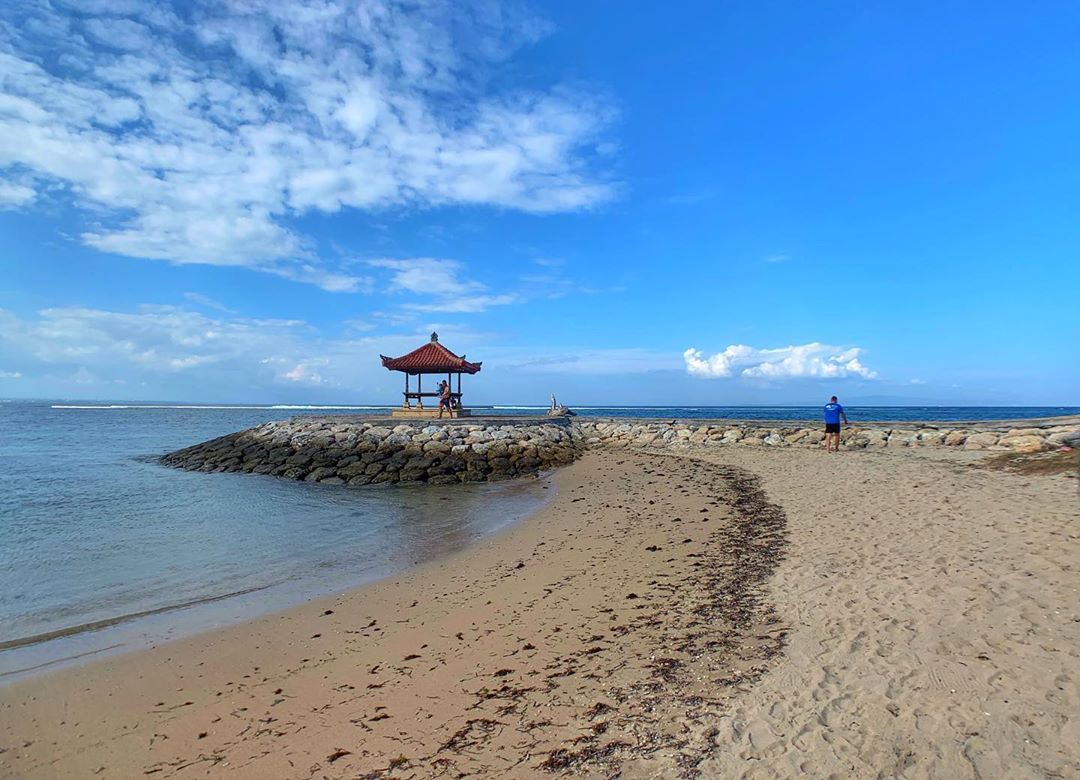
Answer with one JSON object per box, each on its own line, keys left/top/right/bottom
{"left": 380, "top": 333, "right": 482, "bottom": 374}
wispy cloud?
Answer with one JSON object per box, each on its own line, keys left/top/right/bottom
{"left": 684, "top": 343, "right": 878, "bottom": 380}
{"left": 182, "top": 292, "right": 236, "bottom": 314}
{"left": 343, "top": 318, "right": 377, "bottom": 333}
{"left": 0, "top": 302, "right": 686, "bottom": 397}
{"left": 0, "top": 181, "right": 36, "bottom": 208}
{"left": 0, "top": 1, "right": 617, "bottom": 290}
{"left": 369, "top": 257, "right": 520, "bottom": 313}
{"left": 5, "top": 305, "right": 332, "bottom": 390}
{"left": 0, "top": 304, "right": 493, "bottom": 391}
{"left": 281, "top": 359, "right": 330, "bottom": 386}
{"left": 0, "top": 305, "right": 309, "bottom": 375}
{"left": 764, "top": 253, "right": 791, "bottom": 264}
{"left": 502, "top": 348, "right": 679, "bottom": 375}
{"left": 405, "top": 294, "right": 519, "bottom": 314}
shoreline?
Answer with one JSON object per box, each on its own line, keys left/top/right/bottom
{"left": 0, "top": 475, "right": 555, "bottom": 684}
{"left": 0, "top": 583, "right": 279, "bottom": 653}
{"left": 2, "top": 430, "right": 1078, "bottom": 776}
{"left": 0, "top": 448, "right": 789, "bottom": 777}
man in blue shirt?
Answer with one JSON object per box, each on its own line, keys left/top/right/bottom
{"left": 824, "top": 396, "right": 848, "bottom": 453}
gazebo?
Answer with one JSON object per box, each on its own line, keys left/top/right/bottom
{"left": 380, "top": 332, "right": 482, "bottom": 418}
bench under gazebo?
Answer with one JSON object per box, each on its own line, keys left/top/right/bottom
{"left": 380, "top": 332, "right": 482, "bottom": 418}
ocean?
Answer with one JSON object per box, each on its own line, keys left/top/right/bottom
{"left": 0, "top": 401, "right": 552, "bottom": 679}
{"left": 43, "top": 402, "right": 1080, "bottom": 421}
{"left": 2, "top": 400, "right": 1076, "bottom": 679}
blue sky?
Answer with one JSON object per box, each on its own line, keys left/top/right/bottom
{"left": 1, "top": 0, "right": 1077, "bottom": 405}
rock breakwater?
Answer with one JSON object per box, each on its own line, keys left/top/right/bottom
{"left": 576, "top": 416, "right": 1080, "bottom": 453}
{"left": 161, "top": 416, "right": 581, "bottom": 486}
{"left": 162, "top": 415, "right": 1080, "bottom": 487}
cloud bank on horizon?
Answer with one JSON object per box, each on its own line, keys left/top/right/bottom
{"left": 0, "top": 304, "right": 881, "bottom": 399}
{"left": 0, "top": 0, "right": 615, "bottom": 291}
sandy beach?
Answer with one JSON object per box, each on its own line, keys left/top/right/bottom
{"left": 2, "top": 443, "right": 1078, "bottom": 778}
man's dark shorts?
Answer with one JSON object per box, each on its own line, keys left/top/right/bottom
{"left": 825, "top": 423, "right": 841, "bottom": 434}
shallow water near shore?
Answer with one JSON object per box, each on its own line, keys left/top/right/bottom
{"left": 0, "top": 402, "right": 551, "bottom": 679}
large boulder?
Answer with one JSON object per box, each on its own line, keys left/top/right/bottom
{"left": 997, "top": 435, "right": 1048, "bottom": 453}
{"left": 1048, "top": 430, "right": 1080, "bottom": 447}
{"left": 964, "top": 432, "right": 999, "bottom": 450}
{"left": 304, "top": 466, "right": 337, "bottom": 482}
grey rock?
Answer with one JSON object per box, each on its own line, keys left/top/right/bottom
{"left": 305, "top": 467, "right": 337, "bottom": 482}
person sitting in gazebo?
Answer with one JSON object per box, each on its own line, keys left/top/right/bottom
{"left": 437, "top": 380, "right": 455, "bottom": 418}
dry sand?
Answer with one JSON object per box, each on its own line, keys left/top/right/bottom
{"left": 1, "top": 444, "right": 1078, "bottom": 778}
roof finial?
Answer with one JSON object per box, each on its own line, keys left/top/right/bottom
{"left": 430, "top": 331, "right": 439, "bottom": 342}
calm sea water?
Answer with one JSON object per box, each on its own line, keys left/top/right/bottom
{"left": 0, "top": 401, "right": 551, "bottom": 678}
{"left": 1, "top": 400, "right": 1075, "bottom": 678}
{"left": 38, "top": 401, "right": 1080, "bottom": 421}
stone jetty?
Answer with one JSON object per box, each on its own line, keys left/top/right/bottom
{"left": 161, "top": 414, "right": 1080, "bottom": 487}
{"left": 160, "top": 416, "right": 582, "bottom": 486}
{"left": 576, "top": 415, "right": 1080, "bottom": 453}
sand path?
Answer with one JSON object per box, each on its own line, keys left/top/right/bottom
{"left": 684, "top": 446, "right": 1080, "bottom": 779}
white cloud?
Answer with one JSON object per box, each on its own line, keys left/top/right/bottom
{"left": 370, "top": 258, "right": 483, "bottom": 297}
{"left": 406, "top": 294, "right": 519, "bottom": 314}
{"left": 684, "top": 343, "right": 878, "bottom": 380}
{"left": 0, "top": 302, "right": 687, "bottom": 400}
{"left": 0, "top": 305, "right": 310, "bottom": 375}
{"left": 503, "top": 348, "right": 678, "bottom": 375}
{"left": 269, "top": 264, "right": 373, "bottom": 294}
{"left": 281, "top": 359, "right": 329, "bottom": 385}
{"left": 83, "top": 17, "right": 155, "bottom": 51}
{"left": 343, "top": 318, "right": 376, "bottom": 333}
{"left": 366, "top": 255, "right": 603, "bottom": 311}
{"left": 182, "top": 292, "right": 235, "bottom": 314}
{"left": 0, "top": 181, "right": 36, "bottom": 208}
{"left": 71, "top": 367, "right": 98, "bottom": 385}
{"left": 0, "top": 1, "right": 615, "bottom": 289}
{"left": 369, "top": 257, "right": 519, "bottom": 312}
{"left": 0, "top": 304, "right": 486, "bottom": 392}
{"left": 0, "top": 369, "right": 22, "bottom": 378}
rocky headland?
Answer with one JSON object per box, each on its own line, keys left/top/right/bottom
{"left": 160, "top": 414, "right": 1080, "bottom": 486}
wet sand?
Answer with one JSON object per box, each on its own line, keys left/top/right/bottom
{"left": 0, "top": 450, "right": 786, "bottom": 777}
{"left": 2, "top": 445, "right": 1078, "bottom": 778}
